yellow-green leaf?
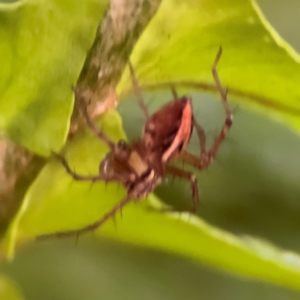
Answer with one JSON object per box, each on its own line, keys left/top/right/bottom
{"left": 118, "top": 0, "right": 300, "bottom": 133}
{"left": 0, "top": 0, "right": 108, "bottom": 155}
{"left": 4, "top": 109, "right": 300, "bottom": 292}
{"left": 0, "top": 274, "right": 24, "bottom": 300}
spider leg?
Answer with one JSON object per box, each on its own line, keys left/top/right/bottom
{"left": 72, "top": 88, "right": 136, "bottom": 177}
{"left": 52, "top": 152, "right": 117, "bottom": 183}
{"left": 72, "top": 86, "right": 116, "bottom": 150}
{"left": 207, "top": 47, "right": 233, "bottom": 160}
{"left": 193, "top": 117, "right": 206, "bottom": 158}
{"left": 177, "top": 150, "right": 205, "bottom": 169}
{"left": 171, "top": 86, "right": 179, "bottom": 100}
{"left": 166, "top": 165, "right": 199, "bottom": 213}
{"left": 37, "top": 194, "right": 132, "bottom": 240}
{"left": 180, "top": 47, "right": 233, "bottom": 170}
{"left": 128, "top": 61, "right": 149, "bottom": 120}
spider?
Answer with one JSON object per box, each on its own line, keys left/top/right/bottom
{"left": 38, "top": 47, "right": 232, "bottom": 239}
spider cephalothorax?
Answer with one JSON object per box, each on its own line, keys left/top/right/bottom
{"left": 38, "top": 47, "right": 232, "bottom": 239}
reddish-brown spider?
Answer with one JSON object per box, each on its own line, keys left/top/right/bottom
{"left": 38, "top": 47, "right": 232, "bottom": 239}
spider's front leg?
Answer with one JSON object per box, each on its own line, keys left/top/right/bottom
{"left": 52, "top": 152, "right": 100, "bottom": 181}
{"left": 71, "top": 87, "right": 138, "bottom": 175}
{"left": 72, "top": 86, "right": 116, "bottom": 150}
{"left": 179, "top": 47, "right": 233, "bottom": 170}
{"left": 128, "top": 61, "right": 150, "bottom": 120}
{"left": 38, "top": 152, "right": 135, "bottom": 240}
{"left": 52, "top": 151, "right": 122, "bottom": 183}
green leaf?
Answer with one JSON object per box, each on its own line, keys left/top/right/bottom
{"left": 0, "top": 274, "right": 24, "bottom": 300}
{"left": 117, "top": 0, "right": 300, "bottom": 133}
{"left": 4, "top": 110, "right": 127, "bottom": 249}
{"left": 4, "top": 109, "right": 300, "bottom": 292}
{"left": 0, "top": 0, "right": 108, "bottom": 156}
{"left": 4, "top": 0, "right": 300, "bottom": 295}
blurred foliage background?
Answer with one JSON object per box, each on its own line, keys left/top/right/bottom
{"left": 1, "top": 0, "right": 300, "bottom": 299}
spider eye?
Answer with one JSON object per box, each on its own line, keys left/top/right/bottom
{"left": 116, "top": 140, "right": 131, "bottom": 159}
{"left": 117, "top": 140, "right": 129, "bottom": 150}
